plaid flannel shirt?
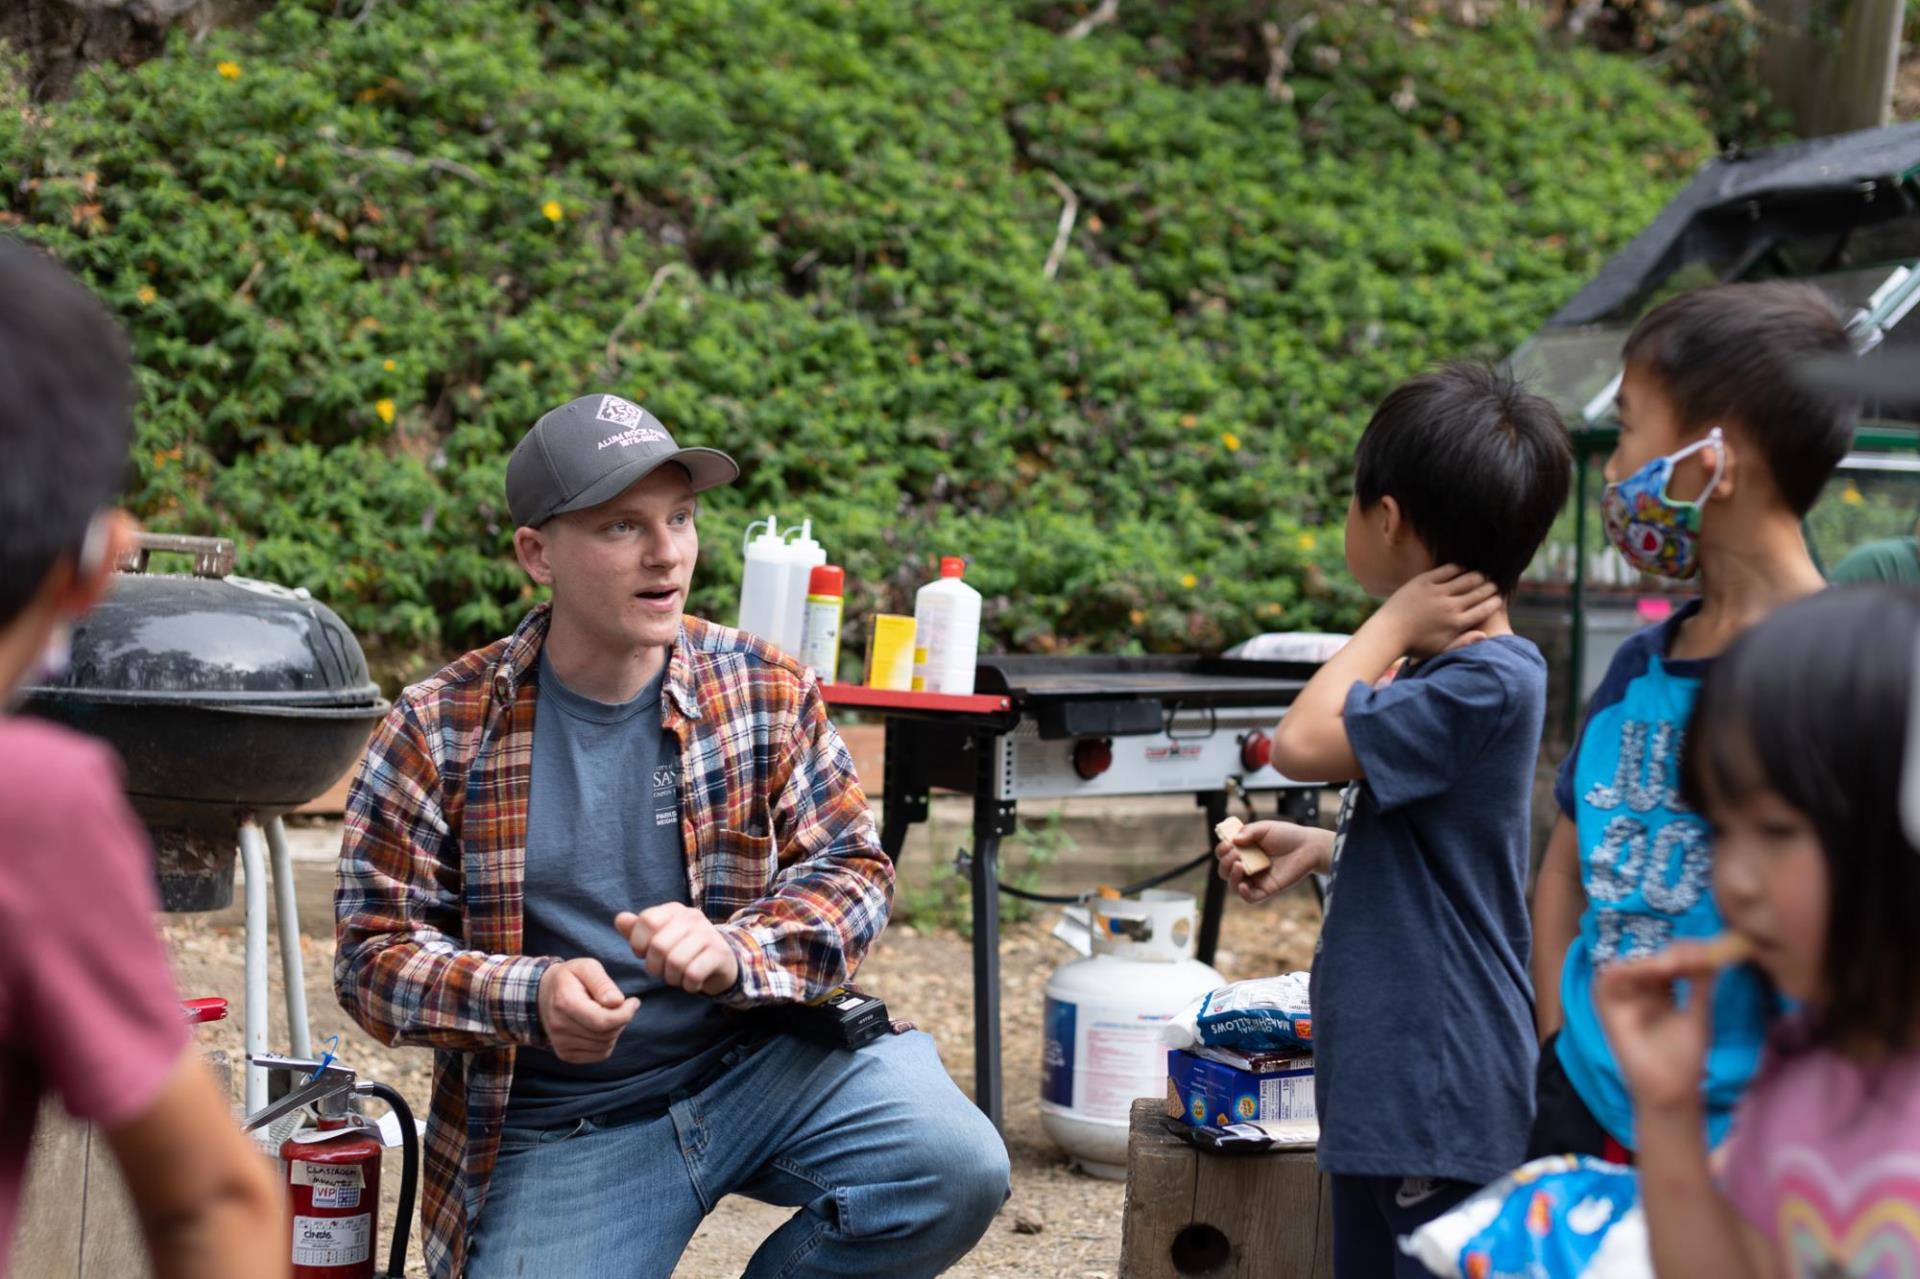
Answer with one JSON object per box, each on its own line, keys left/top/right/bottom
{"left": 333, "top": 606, "right": 892, "bottom": 1279}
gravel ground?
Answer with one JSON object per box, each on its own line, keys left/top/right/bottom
{"left": 162, "top": 870, "right": 1322, "bottom": 1278}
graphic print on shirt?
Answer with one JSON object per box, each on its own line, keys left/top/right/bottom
{"left": 651, "top": 761, "right": 680, "bottom": 829}
{"left": 1579, "top": 711, "right": 1712, "bottom": 965}
{"left": 1770, "top": 1149, "right": 1920, "bottom": 1278}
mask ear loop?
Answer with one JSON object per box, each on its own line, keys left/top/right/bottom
{"left": 1658, "top": 426, "right": 1727, "bottom": 508}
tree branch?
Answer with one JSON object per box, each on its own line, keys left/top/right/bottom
{"left": 1065, "top": 0, "right": 1121, "bottom": 40}
{"left": 603, "top": 263, "right": 698, "bottom": 377}
{"left": 1040, "top": 171, "right": 1079, "bottom": 282}
{"left": 316, "top": 127, "right": 486, "bottom": 186}
{"left": 1261, "top": 11, "right": 1318, "bottom": 102}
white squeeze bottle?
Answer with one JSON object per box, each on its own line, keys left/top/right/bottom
{"left": 912, "top": 556, "right": 982, "bottom": 695}
{"left": 737, "top": 516, "right": 791, "bottom": 647}
{"left": 777, "top": 520, "right": 826, "bottom": 653}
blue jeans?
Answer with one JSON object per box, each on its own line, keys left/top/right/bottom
{"left": 466, "top": 1030, "right": 1010, "bottom": 1279}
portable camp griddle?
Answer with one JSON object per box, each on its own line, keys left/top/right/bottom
{"left": 823, "top": 653, "right": 1323, "bottom": 1130}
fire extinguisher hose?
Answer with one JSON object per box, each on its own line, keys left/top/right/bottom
{"left": 359, "top": 1081, "right": 419, "bottom": 1279}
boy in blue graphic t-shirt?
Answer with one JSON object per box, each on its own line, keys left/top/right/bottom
{"left": 1216, "top": 364, "right": 1571, "bottom": 1278}
{"left": 1529, "top": 282, "right": 1857, "bottom": 1159}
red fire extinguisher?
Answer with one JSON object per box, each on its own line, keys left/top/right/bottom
{"left": 244, "top": 1050, "right": 419, "bottom": 1279}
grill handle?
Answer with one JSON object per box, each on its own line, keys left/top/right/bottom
{"left": 116, "top": 532, "right": 237, "bottom": 578}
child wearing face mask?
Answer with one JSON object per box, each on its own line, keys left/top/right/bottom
{"left": 1595, "top": 586, "right": 1920, "bottom": 1276}
{"left": 1528, "top": 281, "right": 1857, "bottom": 1162}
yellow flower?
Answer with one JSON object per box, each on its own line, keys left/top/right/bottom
{"left": 1129, "top": 608, "right": 1146, "bottom": 626}
{"left": 217, "top": 61, "right": 242, "bottom": 80}
{"left": 542, "top": 200, "right": 564, "bottom": 223}
{"left": 1295, "top": 532, "right": 1315, "bottom": 551}
{"left": 136, "top": 286, "right": 157, "bottom": 306}
{"left": 1180, "top": 573, "right": 1198, "bottom": 589}
{"left": 1178, "top": 413, "right": 1198, "bottom": 429}
{"left": 1841, "top": 484, "right": 1864, "bottom": 506}
{"left": 375, "top": 398, "right": 396, "bottom": 425}
{"left": 1221, "top": 431, "right": 1242, "bottom": 452}
{"left": 382, "top": 359, "right": 397, "bottom": 372}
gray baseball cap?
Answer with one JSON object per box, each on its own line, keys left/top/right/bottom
{"left": 506, "top": 393, "right": 739, "bottom": 528}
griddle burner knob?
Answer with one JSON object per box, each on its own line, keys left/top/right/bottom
{"left": 1073, "top": 737, "right": 1114, "bottom": 780}
{"left": 1240, "top": 730, "right": 1272, "bottom": 772}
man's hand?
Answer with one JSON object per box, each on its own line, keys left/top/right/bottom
{"left": 616, "top": 903, "right": 740, "bottom": 997}
{"left": 537, "top": 958, "right": 639, "bottom": 1063}
{"left": 1594, "top": 942, "right": 1718, "bottom": 1114}
{"left": 1215, "top": 821, "right": 1334, "bottom": 904}
{"left": 1368, "top": 565, "right": 1501, "bottom": 657}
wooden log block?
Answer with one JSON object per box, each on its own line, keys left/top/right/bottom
{"left": 1119, "top": 1096, "right": 1334, "bottom": 1278}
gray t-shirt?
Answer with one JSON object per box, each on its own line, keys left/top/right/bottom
{"left": 505, "top": 652, "right": 741, "bottom": 1126}
{"left": 1309, "top": 635, "right": 1544, "bottom": 1184}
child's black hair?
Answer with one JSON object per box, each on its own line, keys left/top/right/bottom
{"left": 0, "top": 237, "right": 133, "bottom": 628}
{"left": 1622, "top": 281, "right": 1856, "bottom": 516}
{"left": 1682, "top": 585, "right": 1920, "bottom": 1055}
{"left": 1352, "top": 362, "right": 1572, "bottom": 597}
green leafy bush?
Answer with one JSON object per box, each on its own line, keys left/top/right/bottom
{"left": 0, "top": 0, "right": 1706, "bottom": 684}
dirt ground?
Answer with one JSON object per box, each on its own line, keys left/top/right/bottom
{"left": 161, "top": 856, "right": 1322, "bottom": 1279}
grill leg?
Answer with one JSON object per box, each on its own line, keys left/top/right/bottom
{"left": 265, "top": 816, "right": 313, "bottom": 1060}
{"left": 1196, "top": 790, "right": 1230, "bottom": 965}
{"left": 238, "top": 818, "right": 271, "bottom": 1115}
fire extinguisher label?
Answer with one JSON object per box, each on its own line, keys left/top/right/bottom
{"left": 293, "top": 1213, "right": 371, "bottom": 1267}
{"left": 292, "top": 1161, "right": 365, "bottom": 1209}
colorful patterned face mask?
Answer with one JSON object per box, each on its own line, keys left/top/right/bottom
{"left": 1600, "top": 427, "right": 1726, "bottom": 581}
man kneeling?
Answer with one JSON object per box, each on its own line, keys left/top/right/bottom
{"left": 334, "top": 395, "right": 1010, "bottom": 1279}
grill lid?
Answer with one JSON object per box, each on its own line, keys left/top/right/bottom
{"left": 24, "top": 534, "right": 383, "bottom": 709}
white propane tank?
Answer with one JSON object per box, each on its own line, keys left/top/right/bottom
{"left": 737, "top": 516, "right": 791, "bottom": 649}
{"left": 1040, "top": 889, "right": 1224, "bottom": 1178}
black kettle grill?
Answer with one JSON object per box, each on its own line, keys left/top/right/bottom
{"left": 21, "top": 533, "right": 389, "bottom": 910}
{"left": 21, "top": 532, "right": 390, "bottom": 1113}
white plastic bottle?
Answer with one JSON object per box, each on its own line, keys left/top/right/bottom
{"left": 736, "top": 516, "right": 791, "bottom": 648}
{"left": 912, "top": 556, "right": 981, "bottom": 695}
{"left": 777, "top": 520, "right": 826, "bottom": 654}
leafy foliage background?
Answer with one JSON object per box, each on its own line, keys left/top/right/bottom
{"left": 0, "top": 0, "right": 1707, "bottom": 684}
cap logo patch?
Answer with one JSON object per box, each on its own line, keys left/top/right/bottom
{"left": 593, "top": 396, "right": 667, "bottom": 449}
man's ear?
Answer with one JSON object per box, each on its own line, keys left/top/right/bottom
{"left": 513, "top": 525, "right": 555, "bottom": 586}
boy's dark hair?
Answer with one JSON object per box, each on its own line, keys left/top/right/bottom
{"left": 1622, "top": 281, "right": 1855, "bottom": 516}
{"left": 1352, "top": 362, "right": 1572, "bottom": 596}
{"left": 0, "top": 237, "right": 133, "bottom": 628}
{"left": 1682, "top": 585, "right": 1920, "bottom": 1057}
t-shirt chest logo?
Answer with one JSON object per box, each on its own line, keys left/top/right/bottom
{"left": 1584, "top": 717, "right": 1712, "bottom": 962}
{"left": 651, "top": 762, "right": 679, "bottom": 828}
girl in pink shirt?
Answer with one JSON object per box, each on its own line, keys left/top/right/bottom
{"left": 1596, "top": 585, "right": 1920, "bottom": 1278}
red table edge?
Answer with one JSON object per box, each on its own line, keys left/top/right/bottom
{"left": 819, "top": 683, "right": 1011, "bottom": 715}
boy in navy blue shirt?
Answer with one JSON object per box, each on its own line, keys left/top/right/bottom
{"left": 1217, "top": 364, "right": 1570, "bottom": 1277}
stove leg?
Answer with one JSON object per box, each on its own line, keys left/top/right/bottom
{"left": 238, "top": 818, "right": 271, "bottom": 1115}
{"left": 265, "top": 816, "right": 313, "bottom": 1060}
{"left": 1196, "top": 790, "right": 1230, "bottom": 966}
{"left": 968, "top": 822, "right": 1005, "bottom": 1133}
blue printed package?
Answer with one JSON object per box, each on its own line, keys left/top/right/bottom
{"left": 1399, "top": 1155, "right": 1651, "bottom": 1279}
{"left": 1166, "top": 1048, "right": 1316, "bottom": 1127}
{"left": 1162, "top": 973, "right": 1314, "bottom": 1055}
